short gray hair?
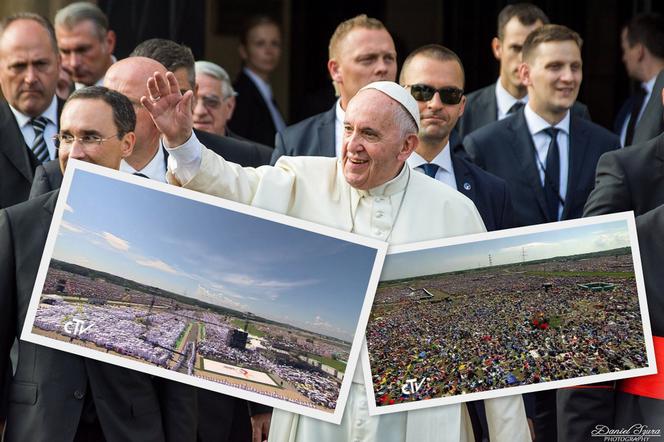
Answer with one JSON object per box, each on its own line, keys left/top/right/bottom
{"left": 195, "top": 60, "right": 236, "bottom": 99}
{"left": 394, "top": 103, "right": 418, "bottom": 138}
{"left": 55, "top": 2, "right": 109, "bottom": 40}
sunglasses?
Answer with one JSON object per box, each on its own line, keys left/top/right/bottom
{"left": 407, "top": 84, "right": 464, "bottom": 105}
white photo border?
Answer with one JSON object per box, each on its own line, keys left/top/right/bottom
{"left": 21, "top": 159, "right": 388, "bottom": 425}
{"left": 362, "top": 212, "right": 656, "bottom": 416}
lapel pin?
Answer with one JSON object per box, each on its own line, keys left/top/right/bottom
{"left": 463, "top": 182, "right": 471, "bottom": 191}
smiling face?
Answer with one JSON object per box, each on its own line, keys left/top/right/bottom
{"left": 520, "top": 40, "right": 582, "bottom": 124}
{"left": 56, "top": 20, "right": 115, "bottom": 86}
{"left": 0, "top": 19, "right": 60, "bottom": 117}
{"left": 493, "top": 17, "right": 544, "bottom": 98}
{"left": 341, "top": 89, "right": 416, "bottom": 190}
{"left": 58, "top": 97, "right": 133, "bottom": 173}
{"left": 193, "top": 73, "right": 235, "bottom": 136}
{"left": 329, "top": 27, "right": 397, "bottom": 108}
{"left": 401, "top": 55, "right": 465, "bottom": 152}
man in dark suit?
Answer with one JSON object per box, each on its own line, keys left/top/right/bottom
{"left": 229, "top": 16, "right": 285, "bottom": 147}
{"left": 130, "top": 38, "right": 272, "bottom": 167}
{"left": 457, "top": 4, "right": 590, "bottom": 141}
{"left": 557, "top": 127, "right": 664, "bottom": 440}
{"left": 400, "top": 44, "right": 513, "bottom": 232}
{"left": 0, "top": 13, "right": 63, "bottom": 210}
{"left": 464, "top": 25, "right": 620, "bottom": 441}
{"left": 457, "top": 4, "right": 549, "bottom": 140}
{"left": 614, "top": 13, "right": 664, "bottom": 147}
{"left": 1, "top": 86, "right": 196, "bottom": 441}
{"left": 271, "top": 14, "right": 397, "bottom": 164}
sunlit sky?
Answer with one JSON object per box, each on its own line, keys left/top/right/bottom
{"left": 52, "top": 169, "right": 379, "bottom": 342}
{"left": 381, "top": 220, "right": 631, "bottom": 281}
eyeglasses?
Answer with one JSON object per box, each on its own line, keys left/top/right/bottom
{"left": 200, "top": 94, "right": 235, "bottom": 110}
{"left": 53, "top": 133, "right": 120, "bottom": 150}
{"left": 407, "top": 84, "right": 464, "bottom": 105}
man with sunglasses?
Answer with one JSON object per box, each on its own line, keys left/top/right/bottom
{"left": 463, "top": 25, "right": 619, "bottom": 442}
{"left": 0, "top": 86, "right": 191, "bottom": 441}
{"left": 400, "top": 44, "right": 513, "bottom": 232}
{"left": 270, "top": 14, "right": 397, "bottom": 165}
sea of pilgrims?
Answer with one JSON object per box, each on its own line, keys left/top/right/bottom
{"left": 367, "top": 253, "right": 647, "bottom": 405}
{"left": 37, "top": 267, "right": 343, "bottom": 410}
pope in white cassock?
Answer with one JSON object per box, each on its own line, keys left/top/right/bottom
{"left": 141, "top": 71, "right": 530, "bottom": 442}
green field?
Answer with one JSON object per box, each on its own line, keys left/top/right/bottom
{"left": 307, "top": 354, "right": 346, "bottom": 372}
{"left": 230, "top": 319, "right": 266, "bottom": 337}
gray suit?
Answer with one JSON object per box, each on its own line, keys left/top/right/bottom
{"left": 0, "top": 191, "right": 196, "bottom": 441}
{"left": 271, "top": 105, "right": 335, "bottom": 165}
{"left": 457, "top": 83, "right": 591, "bottom": 140}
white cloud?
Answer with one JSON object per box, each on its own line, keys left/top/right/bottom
{"left": 195, "top": 285, "right": 248, "bottom": 311}
{"left": 101, "top": 232, "right": 130, "bottom": 251}
{"left": 135, "top": 258, "right": 178, "bottom": 274}
{"left": 63, "top": 203, "right": 74, "bottom": 213}
{"left": 60, "top": 220, "right": 82, "bottom": 233}
{"left": 222, "top": 273, "right": 318, "bottom": 289}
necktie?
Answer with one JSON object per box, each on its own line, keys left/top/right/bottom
{"left": 624, "top": 86, "right": 647, "bottom": 146}
{"left": 507, "top": 101, "right": 525, "bottom": 115}
{"left": 543, "top": 127, "right": 560, "bottom": 222}
{"left": 133, "top": 172, "right": 149, "bottom": 179}
{"left": 419, "top": 163, "right": 440, "bottom": 179}
{"left": 30, "top": 116, "right": 50, "bottom": 163}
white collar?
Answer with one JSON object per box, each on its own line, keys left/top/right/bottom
{"left": 642, "top": 75, "right": 657, "bottom": 95}
{"left": 335, "top": 98, "right": 345, "bottom": 124}
{"left": 407, "top": 142, "right": 453, "bottom": 172}
{"left": 9, "top": 95, "right": 58, "bottom": 129}
{"left": 495, "top": 77, "right": 528, "bottom": 117}
{"left": 524, "top": 103, "right": 570, "bottom": 136}
{"left": 119, "top": 146, "right": 167, "bottom": 182}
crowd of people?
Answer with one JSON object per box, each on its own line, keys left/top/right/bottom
{"left": 367, "top": 251, "right": 646, "bottom": 405}
{"left": 1, "top": 0, "right": 662, "bottom": 440}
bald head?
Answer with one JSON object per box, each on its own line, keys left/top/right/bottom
{"left": 103, "top": 56, "right": 166, "bottom": 165}
{"left": 104, "top": 56, "right": 166, "bottom": 101}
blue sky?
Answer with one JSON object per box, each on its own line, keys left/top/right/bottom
{"left": 381, "top": 220, "right": 631, "bottom": 281}
{"left": 53, "top": 169, "right": 379, "bottom": 342}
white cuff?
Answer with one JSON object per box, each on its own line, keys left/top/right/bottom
{"left": 163, "top": 131, "right": 202, "bottom": 184}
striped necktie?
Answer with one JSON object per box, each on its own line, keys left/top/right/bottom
{"left": 30, "top": 116, "right": 50, "bottom": 163}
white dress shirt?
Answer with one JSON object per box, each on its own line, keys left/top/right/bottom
{"left": 120, "top": 146, "right": 167, "bottom": 182}
{"left": 619, "top": 75, "right": 656, "bottom": 147}
{"left": 524, "top": 104, "right": 570, "bottom": 219}
{"left": 407, "top": 143, "right": 457, "bottom": 189}
{"left": 243, "top": 67, "right": 286, "bottom": 133}
{"left": 9, "top": 96, "right": 58, "bottom": 160}
{"left": 495, "top": 78, "right": 528, "bottom": 121}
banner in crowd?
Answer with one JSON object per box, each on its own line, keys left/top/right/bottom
{"left": 362, "top": 213, "right": 655, "bottom": 415}
{"left": 21, "top": 160, "right": 387, "bottom": 424}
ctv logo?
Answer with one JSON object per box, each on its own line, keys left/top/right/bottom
{"left": 64, "top": 318, "right": 93, "bottom": 336}
{"left": 401, "top": 378, "right": 427, "bottom": 395}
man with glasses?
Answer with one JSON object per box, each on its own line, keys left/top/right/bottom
{"left": 0, "top": 86, "right": 190, "bottom": 441}
{"left": 130, "top": 39, "right": 272, "bottom": 166}
{"left": 54, "top": 2, "right": 116, "bottom": 90}
{"left": 400, "top": 44, "right": 513, "bottom": 232}
{"left": 270, "top": 14, "right": 397, "bottom": 164}
{"left": 193, "top": 61, "right": 238, "bottom": 139}
{"left": 0, "top": 13, "right": 63, "bottom": 210}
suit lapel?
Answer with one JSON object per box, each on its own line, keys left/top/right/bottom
{"left": 317, "top": 105, "right": 336, "bottom": 157}
{"left": 562, "top": 117, "right": 589, "bottom": 219}
{"left": 0, "top": 101, "right": 34, "bottom": 181}
{"left": 451, "top": 153, "right": 475, "bottom": 201}
{"left": 510, "top": 111, "right": 549, "bottom": 220}
{"left": 477, "top": 85, "right": 498, "bottom": 127}
{"left": 40, "top": 189, "right": 59, "bottom": 233}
